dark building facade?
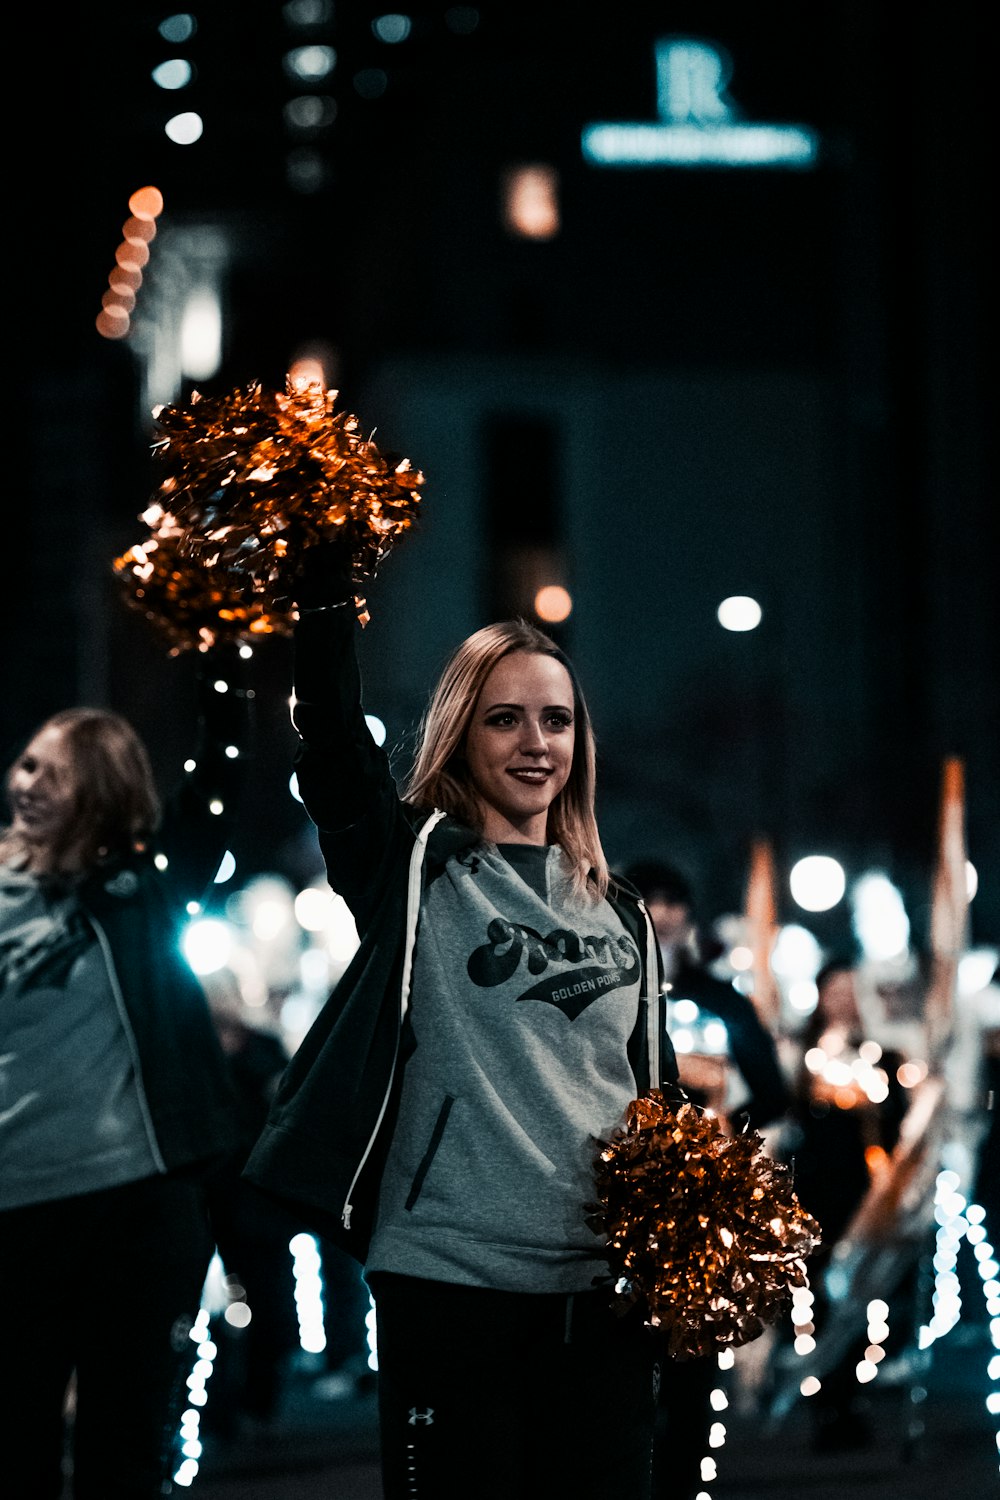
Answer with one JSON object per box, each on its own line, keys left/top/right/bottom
{"left": 14, "top": 2, "right": 995, "bottom": 944}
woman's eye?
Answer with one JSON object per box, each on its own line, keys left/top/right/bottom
{"left": 485, "top": 712, "right": 516, "bottom": 727}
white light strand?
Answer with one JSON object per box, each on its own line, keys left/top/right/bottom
{"left": 918, "top": 1171, "right": 969, "bottom": 1348}
{"left": 963, "top": 1200, "right": 1000, "bottom": 1461}
{"left": 172, "top": 1307, "right": 217, "bottom": 1487}
{"left": 290, "top": 1233, "right": 327, "bottom": 1354}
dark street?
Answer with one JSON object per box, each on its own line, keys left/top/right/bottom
{"left": 188, "top": 1316, "right": 996, "bottom": 1498}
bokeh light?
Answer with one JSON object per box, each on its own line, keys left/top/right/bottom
{"left": 534, "top": 584, "right": 572, "bottom": 623}
{"left": 789, "top": 855, "right": 846, "bottom": 912}
{"left": 717, "top": 595, "right": 762, "bottom": 631}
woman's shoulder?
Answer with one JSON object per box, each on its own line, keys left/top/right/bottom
{"left": 606, "top": 869, "right": 643, "bottom": 906}
{"left": 76, "top": 851, "right": 147, "bottom": 897}
{"left": 0, "top": 853, "right": 40, "bottom": 911}
{"left": 420, "top": 807, "right": 481, "bottom": 861}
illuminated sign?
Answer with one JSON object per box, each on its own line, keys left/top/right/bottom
{"left": 582, "top": 38, "right": 819, "bottom": 169}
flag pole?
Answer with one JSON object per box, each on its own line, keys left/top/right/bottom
{"left": 925, "top": 755, "right": 969, "bottom": 1072}
{"left": 745, "top": 836, "right": 781, "bottom": 1032}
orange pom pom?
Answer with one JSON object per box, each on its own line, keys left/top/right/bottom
{"left": 587, "top": 1090, "right": 822, "bottom": 1358}
{"left": 114, "top": 378, "right": 425, "bottom": 652}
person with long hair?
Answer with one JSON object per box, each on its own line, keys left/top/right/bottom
{"left": 245, "top": 553, "right": 679, "bottom": 1498}
{"left": 0, "top": 676, "right": 245, "bottom": 1497}
{"left": 780, "top": 958, "right": 908, "bottom": 1451}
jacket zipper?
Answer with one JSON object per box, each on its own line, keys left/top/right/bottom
{"left": 88, "top": 913, "right": 168, "bottom": 1174}
{"left": 341, "top": 808, "right": 447, "bottom": 1229}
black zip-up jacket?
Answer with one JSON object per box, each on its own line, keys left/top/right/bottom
{"left": 243, "top": 608, "right": 678, "bottom": 1262}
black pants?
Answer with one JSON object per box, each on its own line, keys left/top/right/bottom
{"left": 652, "top": 1353, "right": 717, "bottom": 1500}
{"left": 0, "top": 1174, "right": 215, "bottom": 1498}
{"left": 368, "top": 1273, "right": 659, "bottom": 1500}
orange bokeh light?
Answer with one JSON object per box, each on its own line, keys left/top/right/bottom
{"left": 122, "top": 215, "right": 157, "bottom": 244}
{"left": 503, "top": 165, "right": 560, "bottom": 240}
{"left": 103, "top": 287, "right": 136, "bottom": 312}
{"left": 116, "top": 239, "right": 150, "bottom": 270}
{"left": 534, "top": 584, "right": 572, "bottom": 624}
{"left": 864, "top": 1144, "right": 890, "bottom": 1176}
{"left": 96, "top": 307, "right": 130, "bottom": 339}
{"left": 109, "top": 266, "right": 143, "bottom": 293}
{"left": 128, "top": 185, "right": 165, "bottom": 221}
{"left": 95, "top": 191, "right": 163, "bottom": 342}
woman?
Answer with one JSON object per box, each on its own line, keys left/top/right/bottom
{"left": 788, "top": 960, "right": 907, "bottom": 1247}
{"left": 0, "top": 674, "right": 244, "bottom": 1497}
{"left": 245, "top": 577, "right": 679, "bottom": 1499}
{"left": 781, "top": 959, "right": 907, "bottom": 1451}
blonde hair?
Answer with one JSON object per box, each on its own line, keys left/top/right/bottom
{"left": 401, "top": 620, "right": 609, "bottom": 899}
{"left": 1, "top": 709, "right": 161, "bottom": 877}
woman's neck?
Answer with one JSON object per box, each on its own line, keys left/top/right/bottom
{"left": 479, "top": 810, "right": 550, "bottom": 846}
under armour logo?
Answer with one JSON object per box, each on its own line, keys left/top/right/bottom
{"left": 408, "top": 1407, "right": 435, "bottom": 1425}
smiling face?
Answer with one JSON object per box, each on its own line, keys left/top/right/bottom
{"left": 463, "top": 650, "right": 576, "bottom": 845}
{"left": 7, "top": 723, "right": 80, "bottom": 857}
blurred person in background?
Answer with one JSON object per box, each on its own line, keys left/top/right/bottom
{"left": 0, "top": 663, "right": 246, "bottom": 1498}
{"left": 245, "top": 543, "right": 680, "bottom": 1500}
{"left": 779, "top": 958, "right": 908, "bottom": 1451}
{"left": 624, "top": 859, "right": 789, "bottom": 1132}
{"left": 625, "top": 857, "right": 791, "bottom": 1500}
{"left": 204, "top": 983, "right": 302, "bottom": 1439}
